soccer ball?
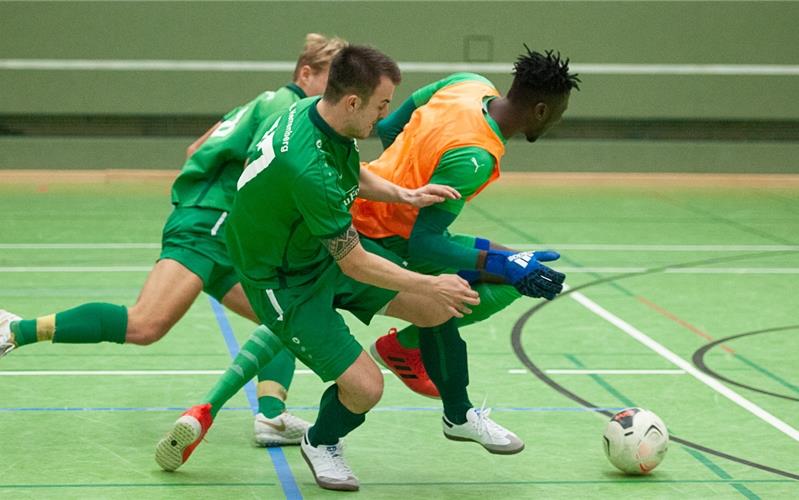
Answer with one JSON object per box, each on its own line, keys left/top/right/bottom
{"left": 603, "top": 407, "right": 669, "bottom": 474}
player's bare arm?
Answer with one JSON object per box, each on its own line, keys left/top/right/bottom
{"left": 322, "top": 225, "right": 479, "bottom": 317}
{"left": 358, "top": 167, "right": 460, "bottom": 207}
{"left": 186, "top": 121, "right": 221, "bottom": 158}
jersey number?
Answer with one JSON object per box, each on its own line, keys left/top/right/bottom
{"left": 211, "top": 107, "right": 249, "bottom": 139}
{"left": 237, "top": 118, "right": 280, "bottom": 190}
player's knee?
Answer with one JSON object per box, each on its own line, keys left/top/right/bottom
{"left": 364, "top": 373, "right": 384, "bottom": 406}
{"left": 352, "top": 371, "right": 383, "bottom": 406}
{"left": 407, "top": 308, "right": 453, "bottom": 328}
{"left": 338, "top": 364, "right": 384, "bottom": 411}
{"left": 125, "top": 312, "right": 172, "bottom": 345}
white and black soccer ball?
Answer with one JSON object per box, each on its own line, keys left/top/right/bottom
{"left": 603, "top": 407, "right": 669, "bottom": 474}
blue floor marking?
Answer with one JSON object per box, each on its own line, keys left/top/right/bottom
{"left": 0, "top": 406, "right": 622, "bottom": 413}
{"left": 0, "top": 404, "right": 624, "bottom": 413}
{"left": 209, "top": 297, "right": 303, "bottom": 500}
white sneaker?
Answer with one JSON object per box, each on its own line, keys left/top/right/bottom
{"left": 300, "top": 432, "right": 359, "bottom": 491}
{"left": 253, "top": 411, "right": 310, "bottom": 446}
{"left": 442, "top": 407, "right": 525, "bottom": 455}
{"left": 0, "top": 310, "right": 21, "bottom": 359}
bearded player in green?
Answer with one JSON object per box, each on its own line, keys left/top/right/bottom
{"left": 155, "top": 45, "right": 484, "bottom": 492}
{"left": 0, "top": 34, "right": 346, "bottom": 446}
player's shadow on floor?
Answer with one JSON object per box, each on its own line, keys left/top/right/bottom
{"left": 601, "top": 470, "right": 665, "bottom": 481}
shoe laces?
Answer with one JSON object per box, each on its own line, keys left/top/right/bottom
{"left": 321, "top": 442, "right": 353, "bottom": 475}
{"left": 473, "top": 398, "right": 504, "bottom": 438}
{"left": 280, "top": 412, "right": 310, "bottom": 429}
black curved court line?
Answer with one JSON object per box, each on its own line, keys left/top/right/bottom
{"left": 692, "top": 325, "right": 799, "bottom": 403}
{"left": 509, "top": 250, "right": 799, "bottom": 482}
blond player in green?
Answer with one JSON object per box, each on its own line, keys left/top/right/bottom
{"left": 0, "top": 34, "right": 346, "bottom": 446}
{"left": 155, "top": 45, "right": 481, "bottom": 492}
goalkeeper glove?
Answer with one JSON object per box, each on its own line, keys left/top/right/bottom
{"left": 484, "top": 248, "right": 565, "bottom": 300}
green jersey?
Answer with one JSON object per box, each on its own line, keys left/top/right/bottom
{"left": 226, "top": 97, "right": 361, "bottom": 289}
{"left": 170, "top": 83, "right": 307, "bottom": 211}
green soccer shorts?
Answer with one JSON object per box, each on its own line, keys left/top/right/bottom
{"left": 243, "top": 239, "right": 402, "bottom": 382}
{"left": 159, "top": 206, "right": 239, "bottom": 302}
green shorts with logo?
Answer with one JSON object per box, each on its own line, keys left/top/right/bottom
{"left": 242, "top": 239, "right": 402, "bottom": 382}
{"left": 159, "top": 206, "right": 239, "bottom": 302}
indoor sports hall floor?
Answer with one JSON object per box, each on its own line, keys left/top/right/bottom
{"left": 1, "top": 172, "right": 797, "bottom": 499}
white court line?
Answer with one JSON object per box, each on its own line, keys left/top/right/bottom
{"left": 665, "top": 268, "right": 799, "bottom": 274}
{"left": 0, "top": 370, "right": 224, "bottom": 376}
{"left": 2, "top": 59, "right": 799, "bottom": 76}
{"left": 3, "top": 243, "right": 798, "bottom": 252}
{"left": 0, "top": 369, "right": 391, "bottom": 376}
{"left": 544, "top": 369, "right": 685, "bottom": 375}
{"left": 505, "top": 244, "right": 799, "bottom": 252}
{"left": 568, "top": 287, "right": 799, "bottom": 442}
{"left": 509, "top": 368, "right": 686, "bottom": 375}
{"left": 0, "top": 243, "right": 160, "bottom": 249}
{"left": 4, "top": 265, "right": 799, "bottom": 275}
{"left": 558, "top": 267, "right": 799, "bottom": 275}
{"left": 0, "top": 266, "right": 152, "bottom": 272}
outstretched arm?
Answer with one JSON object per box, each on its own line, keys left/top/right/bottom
{"left": 322, "top": 225, "right": 479, "bottom": 317}
{"left": 358, "top": 167, "right": 460, "bottom": 207}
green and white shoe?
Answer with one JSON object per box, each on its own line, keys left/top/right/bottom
{"left": 254, "top": 411, "right": 311, "bottom": 446}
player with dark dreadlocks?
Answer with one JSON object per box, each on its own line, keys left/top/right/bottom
{"left": 355, "top": 47, "right": 580, "bottom": 454}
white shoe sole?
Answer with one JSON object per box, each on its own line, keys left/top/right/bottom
{"left": 155, "top": 416, "right": 201, "bottom": 471}
{"left": 443, "top": 431, "right": 525, "bottom": 455}
{"left": 254, "top": 432, "right": 303, "bottom": 447}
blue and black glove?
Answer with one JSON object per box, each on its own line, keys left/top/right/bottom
{"left": 483, "top": 247, "right": 566, "bottom": 300}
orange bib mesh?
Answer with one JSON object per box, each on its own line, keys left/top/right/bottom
{"left": 353, "top": 81, "right": 505, "bottom": 239}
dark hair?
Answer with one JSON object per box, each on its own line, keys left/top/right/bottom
{"left": 508, "top": 46, "right": 580, "bottom": 104}
{"left": 323, "top": 45, "right": 402, "bottom": 103}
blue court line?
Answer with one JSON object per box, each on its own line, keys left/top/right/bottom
{"left": 208, "top": 297, "right": 302, "bottom": 500}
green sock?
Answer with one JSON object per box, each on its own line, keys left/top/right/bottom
{"left": 204, "top": 325, "right": 284, "bottom": 418}
{"left": 256, "top": 348, "right": 297, "bottom": 418}
{"left": 307, "top": 384, "right": 366, "bottom": 446}
{"left": 418, "top": 318, "right": 472, "bottom": 425}
{"left": 10, "top": 303, "right": 127, "bottom": 347}
{"left": 258, "top": 396, "right": 286, "bottom": 419}
{"left": 396, "top": 283, "right": 521, "bottom": 349}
